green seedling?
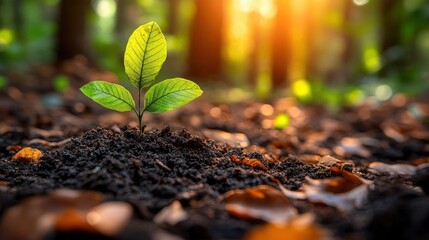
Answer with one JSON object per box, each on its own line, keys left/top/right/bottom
{"left": 80, "top": 22, "right": 203, "bottom": 133}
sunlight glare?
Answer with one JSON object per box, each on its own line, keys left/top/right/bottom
{"left": 260, "top": 0, "right": 276, "bottom": 19}
{"left": 94, "top": 0, "right": 116, "bottom": 18}
{"left": 353, "top": 0, "right": 370, "bottom": 6}
{"left": 363, "top": 47, "right": 381, "bottom": 73}
{"left": 238, "top": 0, "right": 275, "bottom": 18}
{"left": 292, "top": 79, "right": 312, "bottom": 102}
{"left": 0, "top": 29, "right": 13, "bottom": 46}
{"left": 375, "top": 84, "right": 393, "bottom": 101}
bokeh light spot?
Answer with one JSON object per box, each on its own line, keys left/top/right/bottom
{"left": 292, "top": 79, "right": 312, "bottom": 102}
{"left": 274, "top": 113, "right": 290, "bottom": 130}
{"left": 0, "top": 29, "right": 14, "bottom": 46}
{"left": 375, "top": 84, "right": 393, "bottom": 101}
{"left": 353, "top": 0, "right": 370, "bottom": 6}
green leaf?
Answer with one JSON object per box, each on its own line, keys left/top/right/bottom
{"left": 80, "top": 81, "right": 135, "bottom": 112}
{"left": 144, "top": 78, "right": 203, "bottom": 112}
{"left": 124, "top": 21, "right": 167, "bottom": 89}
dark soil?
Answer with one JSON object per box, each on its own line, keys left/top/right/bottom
{"left": 1, "top": 87, "right": 429, "bottom": 239}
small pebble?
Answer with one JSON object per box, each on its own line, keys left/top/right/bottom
{"left": 12, "top": 147, "right": 43, "bottom": 163}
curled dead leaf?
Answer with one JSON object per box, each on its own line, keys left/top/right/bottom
{"left": 334, "top": 137, "right": 371, "bottom": 158}
{"left": 12, "top": 147, "right": 43, "bottom": 163}
{"left": 6, "top": 145, "right": 22, "bottom": 152}
{"left": 244, "top": 214, "right": 329, "bottom": 240}
{"left": 84, "top": 202, "right": 133, "bottom": 236}
{"left": 230, "top": 155, "right": 268, "bottom": 171}
{"left": 263, "top": 154, "right": 280, "bottom": 165}
{"left": 319, "top": 155, "right": 354, "bottom": 171}
{"left": 203, "top": 130, "right": 249, "bottom": 147}
{"left": 154, "top": 201, "right": 188, "bottom": 226}
{"left": 0, "top": 189, "right": 103, "bottom": 240}
{"left": 368, "top": 162, "right": 417, "bottom": 175}
{"left": 223, "top": 185, "right": 297, "bottom": 223}
{"left": 299, "top": 154, "right": 321, "bottom": 164}
{"left": 0, "top": 189, "right": 133, "bottom": 239}
{"left": 280, "top": 168, "right": 372, "bottom": 212}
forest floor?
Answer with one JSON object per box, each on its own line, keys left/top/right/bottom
{"left": 0, "top": 83, "right": 429, "bottom": 240}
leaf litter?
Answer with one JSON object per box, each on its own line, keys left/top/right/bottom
{"left": 1, "top": 96, "right": 429, "bottom": 239}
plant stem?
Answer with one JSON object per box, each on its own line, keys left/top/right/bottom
{"left": 137, "top": 88, "right": 144, "bottom": 135}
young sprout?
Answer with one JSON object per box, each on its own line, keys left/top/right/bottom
{"left": 80, "top": 22, "right": 203, "bottom": 134}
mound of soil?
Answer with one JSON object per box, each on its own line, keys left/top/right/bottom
{"left": 0, "top": 127, "right": 334, "bottom": 239}
{"left": 1, "top": 125, "right": 428, "bottom": 240}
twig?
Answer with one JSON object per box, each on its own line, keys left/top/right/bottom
{"left": 26, "top": 138, "right": 72, "bottom": 147}
{"left": 155, "top": 159, "right": 171, "bottom": 172}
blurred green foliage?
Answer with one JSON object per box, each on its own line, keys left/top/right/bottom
{"left": 53, "top": 75, "right": 70, "bottom": 92}
{"left": 0, "top": 0, "right": 427, "bottom": 106}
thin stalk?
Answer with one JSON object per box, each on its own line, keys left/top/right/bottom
{"left": 138, "top": 88, "right": 143, "bottom": 134}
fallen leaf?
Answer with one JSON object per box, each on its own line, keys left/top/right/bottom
{"left": 85, "top": 202, "right": 133, "bottom": 236}
{"left": 202, "top": 130, "right": 249, "bottom": 147}
{"left": 12, "top": 147, "right": 43, "bottom": 163}
{"left": 334, "top": 137, "right": 371, "bottom": 158}
{"left": 263, "top": 154, "right": 280, "bottom": 165}
{"left": 6, "top": 145, "right": 22, "bottom": 152}
{"left": 154, "top": 201, "right": 188, "bottom": 226}
{"left": 55, "top": 208, "right": 95, "bottom": 233}
{"left": 280, "top": 168, "right": 372, "bottom": 212}
{"left": 0, "top": 189, "right": 103, "bottom": 240}
{"left": 230, "top": 155, "right": 268, "bottom": 171}
{"left": 299, "top": 154, "right": 321, "bottom": 164}
{"left": 368, "top": 162, "right": 417, "bottom": 175}
{"left": 244, "top": 214, "right": 329, "bottom": 240}
{"left": 318, "top": 155, "right": 354, "bottom": 171}
{"left": 223, "top": 185, "right": 297, "bottom": 223}
{"left": 0, "top": 189, "right": 133, "bottom": 239}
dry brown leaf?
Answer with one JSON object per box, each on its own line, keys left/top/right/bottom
{"left": 85, "top": 202, "right": 133, "bottom": 236}
{"left": 244, "top": 214, "right": 329, "bottom": 240}
{"left": 223, "top": 185, "right": 297, "bottom": 223}
{"left": 368, "top": 162, "right": 417, "bottom": 175}
{"left": 154, "top": 201, "right": 188, "bottom": 226}
{"left": 0, "top": 189, "right": 103, "bottom": 240}
{"left": 11, "top": 147, "right": 43, "bottom": 163}
{"left": 0, "top": 189, "right": 132, "bottom": 239}
{"left": 318, "top": 155, "right": 354, "bottom": 171}
{"left": 6, "top": 145, "right": 22, "bottom": 152}
{"left": 334, "top": 137, "right": 371, "bottom": 158}
{"left": 55, "top": 208, "right": 95, "bottom": 233}
{"left": 230, "top": 155, "right": 268, "bottom": 171}
{"left": 299, "top": 154, "right": 322, "bottom": 164}
{"left": 202, "top": 130, "right": 250, "bottom": 147}
{"left": 280, "top": 168, "right": 372, "bottom": 212}
{"left": 263, "top": 154, "right": 280, "bottom": 165}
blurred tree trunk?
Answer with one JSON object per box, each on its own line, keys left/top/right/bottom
{"left": 55, "top": 0, "right": 92, "bottom": 65}
{"left": 304, "top": 0, "right": 317, "bottom": 81}
{"left": 338, "top": 0, "right": 354, "bottom": 83}
{"left": 380, "top": 0, "right": 403, "bottom": 54}
{"left": 271, "top": 0, "right": 291, "bottom": 87}
{"left": 0, "top": 1, "right": 5, "bottom": 28}
{"left": 186, "top": 0, "right": 225, "bottom": 80}
{"left": 12, "top": 0, "right": 23, "bottom": 41}
{"left": 115, "top": 0, "right": 128, "bottom": 40}
{"left": 167, "top": 0, "right": 179, "bottom": 35}
{"left": 247, "top": 11, "right": 260, "bottom": 86}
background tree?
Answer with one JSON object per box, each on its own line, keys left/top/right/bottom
{"left": 270, "top": 0, "right": 291, "bottom": 87}
{"left": 55, "top": 0, "right": 92, "bottom": 65}
{"left": 186, "top": 0, "right": 225, "bottom": 80}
